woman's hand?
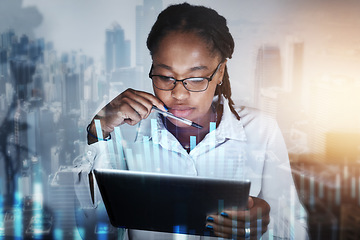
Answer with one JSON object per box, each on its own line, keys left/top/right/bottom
{"left": 206, "top": 197, "right": 270, "bottom": 239}
{"left": 87, "top": 88, "right": 166, "bottom": 144}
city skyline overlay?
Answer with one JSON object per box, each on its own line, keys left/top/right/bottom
{"left": 1, "top": 0, "right": 360, "bottom": 239}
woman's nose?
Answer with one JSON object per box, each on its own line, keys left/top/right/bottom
{"left": 171, "top": 81, "right": 190, "bottom": 100}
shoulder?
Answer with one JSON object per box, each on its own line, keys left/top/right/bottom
{"left": 234, "top": 106, "right": 277, "bottom": 128}
{"left": 230, "top": 105, "right": 281, "bottom": 144}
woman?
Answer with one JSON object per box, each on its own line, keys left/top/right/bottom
{"left": 75, "top": 3, "right": 308, "bottom": 240}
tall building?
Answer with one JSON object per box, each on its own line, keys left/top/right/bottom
{"left": 19, "top": 35, "right": 29, "bottom": 55}
{"left": 1, "top": 29, "right": 16, "bottom": 50}
{"left": 135, "top": 0, "right": 163, "bottom": 68}
{"left": 9, "top": 58, "right": 36, "bottom": 101}
{"left": 39, "top": 106, "right": 57, "bottom": 176}
{"left": 26, "top": 109, "right": 40, "bottom": 157}
{"left": 254, "top": 44, "right": 282, "bottom": 115}
{"left": 48, "top": 166, "right": 78, "bottom": 239}
{"left": 105, "top": 23, "right": 131, "bottom": 73}
{"left": 30, "top": 69, "right": 44, "bottom": 106}
{"left": 64, "top": 72, "right": 80, "bottom": 112}
{"left": 255, "top": 45, "right": 283, "bottom": 90}
{"left": 283, "top": 36, "right": 304, "bottom": 105}
{"left": 0, "top": 49, "right": 8, "bottom": 79}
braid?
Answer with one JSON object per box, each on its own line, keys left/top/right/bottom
{"left": 147, "top": 3, "right": 240, "bottom": 120}
{"left": 215, "top": 66, "right": 240, "bottom": 120}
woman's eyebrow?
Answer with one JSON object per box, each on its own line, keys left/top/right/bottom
{"left": 156, "top": 63, "right": 172, "bottom": 70}
{"left": 155, "top": 63, "right": 209, "bottom": 72}
{"left": 190, "top": 66, "right": 208, "bottom": 71}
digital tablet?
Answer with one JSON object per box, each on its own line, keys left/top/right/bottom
{"left": 93, "top": 169, "right": 250, "bottom": 236}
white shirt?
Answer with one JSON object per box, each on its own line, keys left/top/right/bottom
{"left": 73, "top": 97, "right": 308, "bottom": 240}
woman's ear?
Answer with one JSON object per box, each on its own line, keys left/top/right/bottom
{"left": 218, "top": 59, "right": 227, "bottom": 85}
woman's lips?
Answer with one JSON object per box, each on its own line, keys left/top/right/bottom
{"left": 169, "top": 107, "right": 194, "bottom": 118}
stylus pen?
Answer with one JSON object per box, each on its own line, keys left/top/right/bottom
{"left": 152, "top": 106, "right": 203, "bottom": 129}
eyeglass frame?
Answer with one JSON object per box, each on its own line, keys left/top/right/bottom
{"left": 148, "top": 62, "right": 223, "bottom": 92}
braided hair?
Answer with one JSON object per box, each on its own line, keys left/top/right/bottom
{"left": 147, "top": 3, "right": 240, "bottom": 120}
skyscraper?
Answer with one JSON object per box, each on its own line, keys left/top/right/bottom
{"left": 254, "top": 44, "right": 283, "bottom": 116}
{"left": 0, "top": 49, "right": 8, "bottom": 79}
{"left": 19, "top": 35, "right": 29, "bottom": 55}
{"left": 48, "top": 166, "right": 78, "bottom": 239}
{"left": 10, "top": 58, "right": 36, "bottom": 101}
{"left": 255, "top": 45, "right": 283, "bottom": 90}
{"left": 1, "top": 29, "right": 15, "bottom": 50}
{"left": 64, "top": 72, "right": 80, "bottom": 112}
{"left": 283, "top": 36, "right": 304, "bottom": 104}
{"left": 105, "top": 23, "right": 131, "bottom": 73}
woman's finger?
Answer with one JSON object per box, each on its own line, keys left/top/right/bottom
{"left": 207, "top": 223, "right": 260, "bottom": 239}
{"left": 114, "top": 88, "right": 166, "bottom": 112}
{"left": 100, "top": 88, "right": 166, "bottom": 129}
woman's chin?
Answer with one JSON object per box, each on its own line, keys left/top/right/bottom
{"left": 168, "top": 119, "right": 192, "bottom": 128}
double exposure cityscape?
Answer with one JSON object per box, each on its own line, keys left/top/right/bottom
{"left": 1, "top": 0, "right": 360, "bottom": 239}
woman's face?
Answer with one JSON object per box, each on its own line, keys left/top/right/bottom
{"left": 151, "top": 31, "right": 226, "bottom": 128}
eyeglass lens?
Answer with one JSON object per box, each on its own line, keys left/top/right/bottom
{"left": 152, "top": 77, "right": 209, "bottom": 91}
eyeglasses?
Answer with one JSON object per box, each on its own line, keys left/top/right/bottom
{"left": 148, "top": 62, "right": 222, "bottom": 92}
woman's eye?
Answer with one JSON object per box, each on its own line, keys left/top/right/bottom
{"left": 159, "top": 76, "right": 174, "bottom": 82}
{"left": 188, "top": 78, "right": 205, "bottom": 82}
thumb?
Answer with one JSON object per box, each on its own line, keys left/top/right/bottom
{"left": 247, "top": 196, "right": 254, "bottom": 209}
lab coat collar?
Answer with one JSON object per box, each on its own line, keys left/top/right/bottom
{"left": 215, "top": 96, "right": 247, "bottom": 142}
